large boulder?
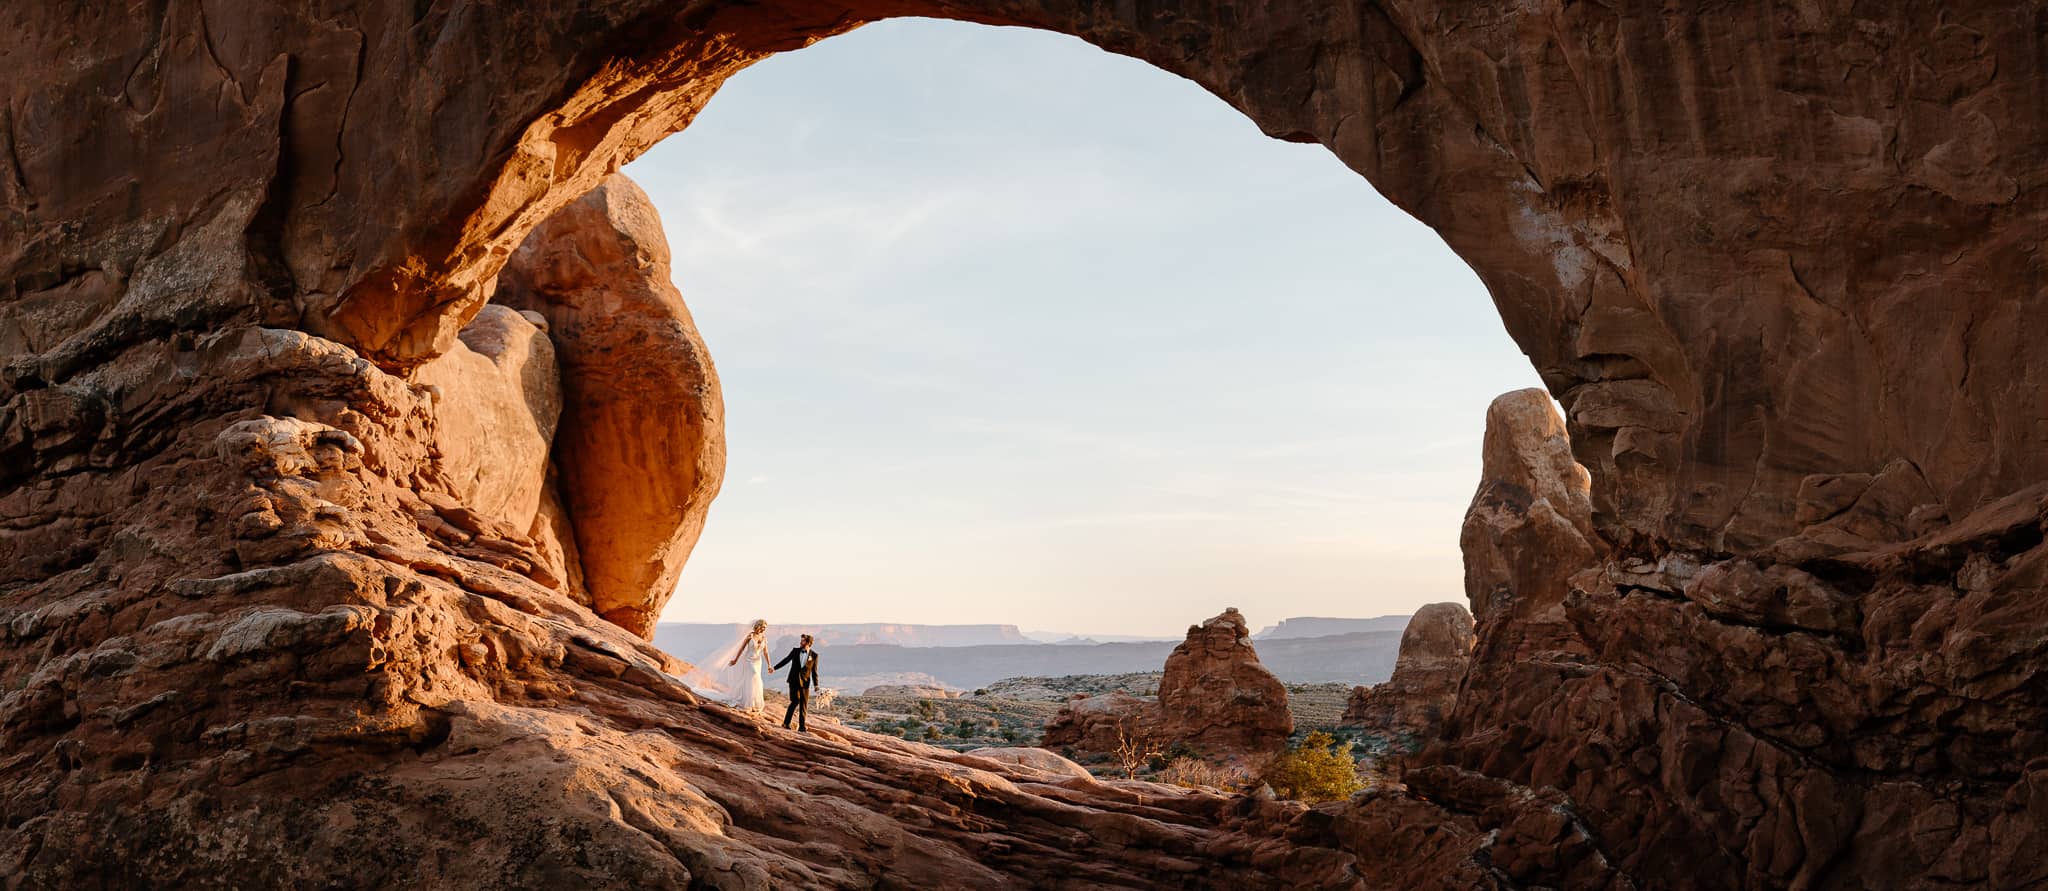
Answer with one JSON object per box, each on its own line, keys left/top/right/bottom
{"left": 411, "top": 305, "right": 562, "bottom": 531}
{"left": 962, "top": 746, "right": 1095, "bottom": 781}
{"left": 409, "top": 305, "right": 580, "bottom": 591}
{"left": 1341, "top": 602, "right": 1475, "bottom": 751}
{"left": 494, "top": 175, "right": 726, "bottom": 638}
{"left": 1039, "top": 691, "right": 1154, "bottom": 754}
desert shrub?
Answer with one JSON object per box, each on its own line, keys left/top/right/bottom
{"left": 1000, "top": 727, "right": 1023, "bottom": 743}
{"left": 1159, "top": 757, "right": 1251, "bottom": 791}
{"left": 915, "top": 699, "right": 940, "bottom": 721}
{"left": 922, "top": 725, "right": 941, "bottom": 740}
{"left": 1111, "top": 715, "right": 1163, "bottom": 780}
{"left": 1262, "top": 731, "right": 1363, "bottom": 803}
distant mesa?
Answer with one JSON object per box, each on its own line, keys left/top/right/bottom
{"left": 831, "top": 672, "right": 958, "bottom": 696}
{"left": 860, "top": 683, "right": 962, "bottom": 699}
{"left": 668, "top": 621, "right": 1406, "bottom": 690}
{"left": 655, "top": 622, "right": 1031, "bottom": 657}
{"left": 1021, "top": 630, "right": 1178, "bottom": 644}
{"left": 1253, "top": 615, "right": 1413, "bottom": 640}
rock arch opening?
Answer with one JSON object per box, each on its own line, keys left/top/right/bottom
{"left": 374, "top": 8, "right": 1571, "bottom": 644}
{"left": 607, "top": 18, "right": 1543, "bottom": 639}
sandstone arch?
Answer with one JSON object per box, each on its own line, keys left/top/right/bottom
{"left": 5, "top": 2, "right": 2047, "bottom": 887}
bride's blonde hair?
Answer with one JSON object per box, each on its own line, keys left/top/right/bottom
{"left": 750, "top": 619, "right": 767, "bottom": 635}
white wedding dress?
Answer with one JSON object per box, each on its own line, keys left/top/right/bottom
{"left": 729, "top": 635, "right": 767, "bottom": 715}
{"left": 677, "top": 627, "right": 769, "bottom": 717}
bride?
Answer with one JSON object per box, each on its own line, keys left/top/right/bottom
{"left": 721, "top": 619, "right": 769, "bottom": 716}
{"left": 678, "top": 619, "right": 770, "bottom": 717}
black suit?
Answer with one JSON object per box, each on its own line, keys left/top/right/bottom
{"left": 772, "top": 646, "right": 820, "bottom": 730}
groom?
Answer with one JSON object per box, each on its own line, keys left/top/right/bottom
{"left": 771, "top": 634, "right": 821, "bottom": 732}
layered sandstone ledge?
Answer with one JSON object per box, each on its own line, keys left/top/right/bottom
{"left": 5, "top": 2, "right": 2047, "bottom": 888}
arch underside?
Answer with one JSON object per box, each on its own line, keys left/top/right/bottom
{"left": 2, "top": 1, "right": 2045, "bottom": 886}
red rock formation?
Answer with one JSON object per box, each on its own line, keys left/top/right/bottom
{"left": 412, "top": 304, "right": 580, "bottom": 592}
{"left": 1039, "top": 690, "right": 1154, "bottom": 754}
{"left": 7, "top": 2, "right": 2048, "bottom": 887}
{"left": 1155, "top": 608, "right": 1294, "bottom": 757}
{"left": 495, "top": 175, "right": 725, "bottom": 637}
{"left": 1341, "top": 602, "right": 1474, "bottom": 750}
{"left": 1041, "top": 610, "right": 1292, "bottom": 760}
{"left": 1436, "top": 390, "right": 1602, "bottom": 756}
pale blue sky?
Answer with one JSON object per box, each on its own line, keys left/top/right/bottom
{"left": 626, "top": 18, "right": 1544, "bottom": 636}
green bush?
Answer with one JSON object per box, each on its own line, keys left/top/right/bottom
{"left": 1262, "top": 731, "right": 1363, "bottom": 803}
{"left": 915, "top": 699, "right": 940, "bottom": 721}
{"left": 922, "top": 724, "right": 941, "bottom": 740}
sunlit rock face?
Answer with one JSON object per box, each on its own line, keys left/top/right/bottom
{"left": 1436, "top": 389, "right": 1601, "bottom": 759}
{"left": 4, "top": 1, "right": 2047, "bottom": 887}
{"left": 494, "top": 175, "right": 726, "bottom": 638}
{"left": 412, "top": 304, "right": 582, "bottom": 593}
{"left": 1341, "top": 602, "right": 1474, "bottom": 752}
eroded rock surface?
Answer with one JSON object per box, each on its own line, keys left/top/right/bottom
{"left": 1041, "top": 609, "right": 1291, "bottom": 759}
{"left": 411, "top": 304, "right": 579, "bottom": 590}
{"left": 1341, "top": 602, "right": 1474, "bottom": 750}
{"left": 495, "top": 175, "right": 725, "bottom": 638}
{"left": 1039, "top": 690, "right": 1153, "bottom": 754}
{"left": 6, "top": 2, "right": 2048, "bottom": 888}
{"left": 1438, "top": 390, "right": 1602, "bottom": 756}
{"left": 1155, "top": 608, "right": 1294, "bottom": 757}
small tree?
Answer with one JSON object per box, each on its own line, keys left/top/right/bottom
{"left": 1262, "top": 731, "right": 1364, "bottom": 803}
{"left": 915, "top": 699, "right": 940, "bottom": 721}
{"left": 922, "top": 724, "right": 941, "bottom": 740}
{"left": 1111, "top": 714, "right": 1163, "bottom": 780}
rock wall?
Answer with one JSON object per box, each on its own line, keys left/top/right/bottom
{"left": 4, "top": 1, "right": 2048, "bottom": 888}
{"left": 1341, "top": 602, "right": 1474, "bottom": 751}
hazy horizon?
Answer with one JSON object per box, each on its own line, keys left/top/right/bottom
{"left": 626, "top": 19, "right": 1544, "bottom": 637}
{"left": 652, "top": 613, "right": 1417, "bottom": 640}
